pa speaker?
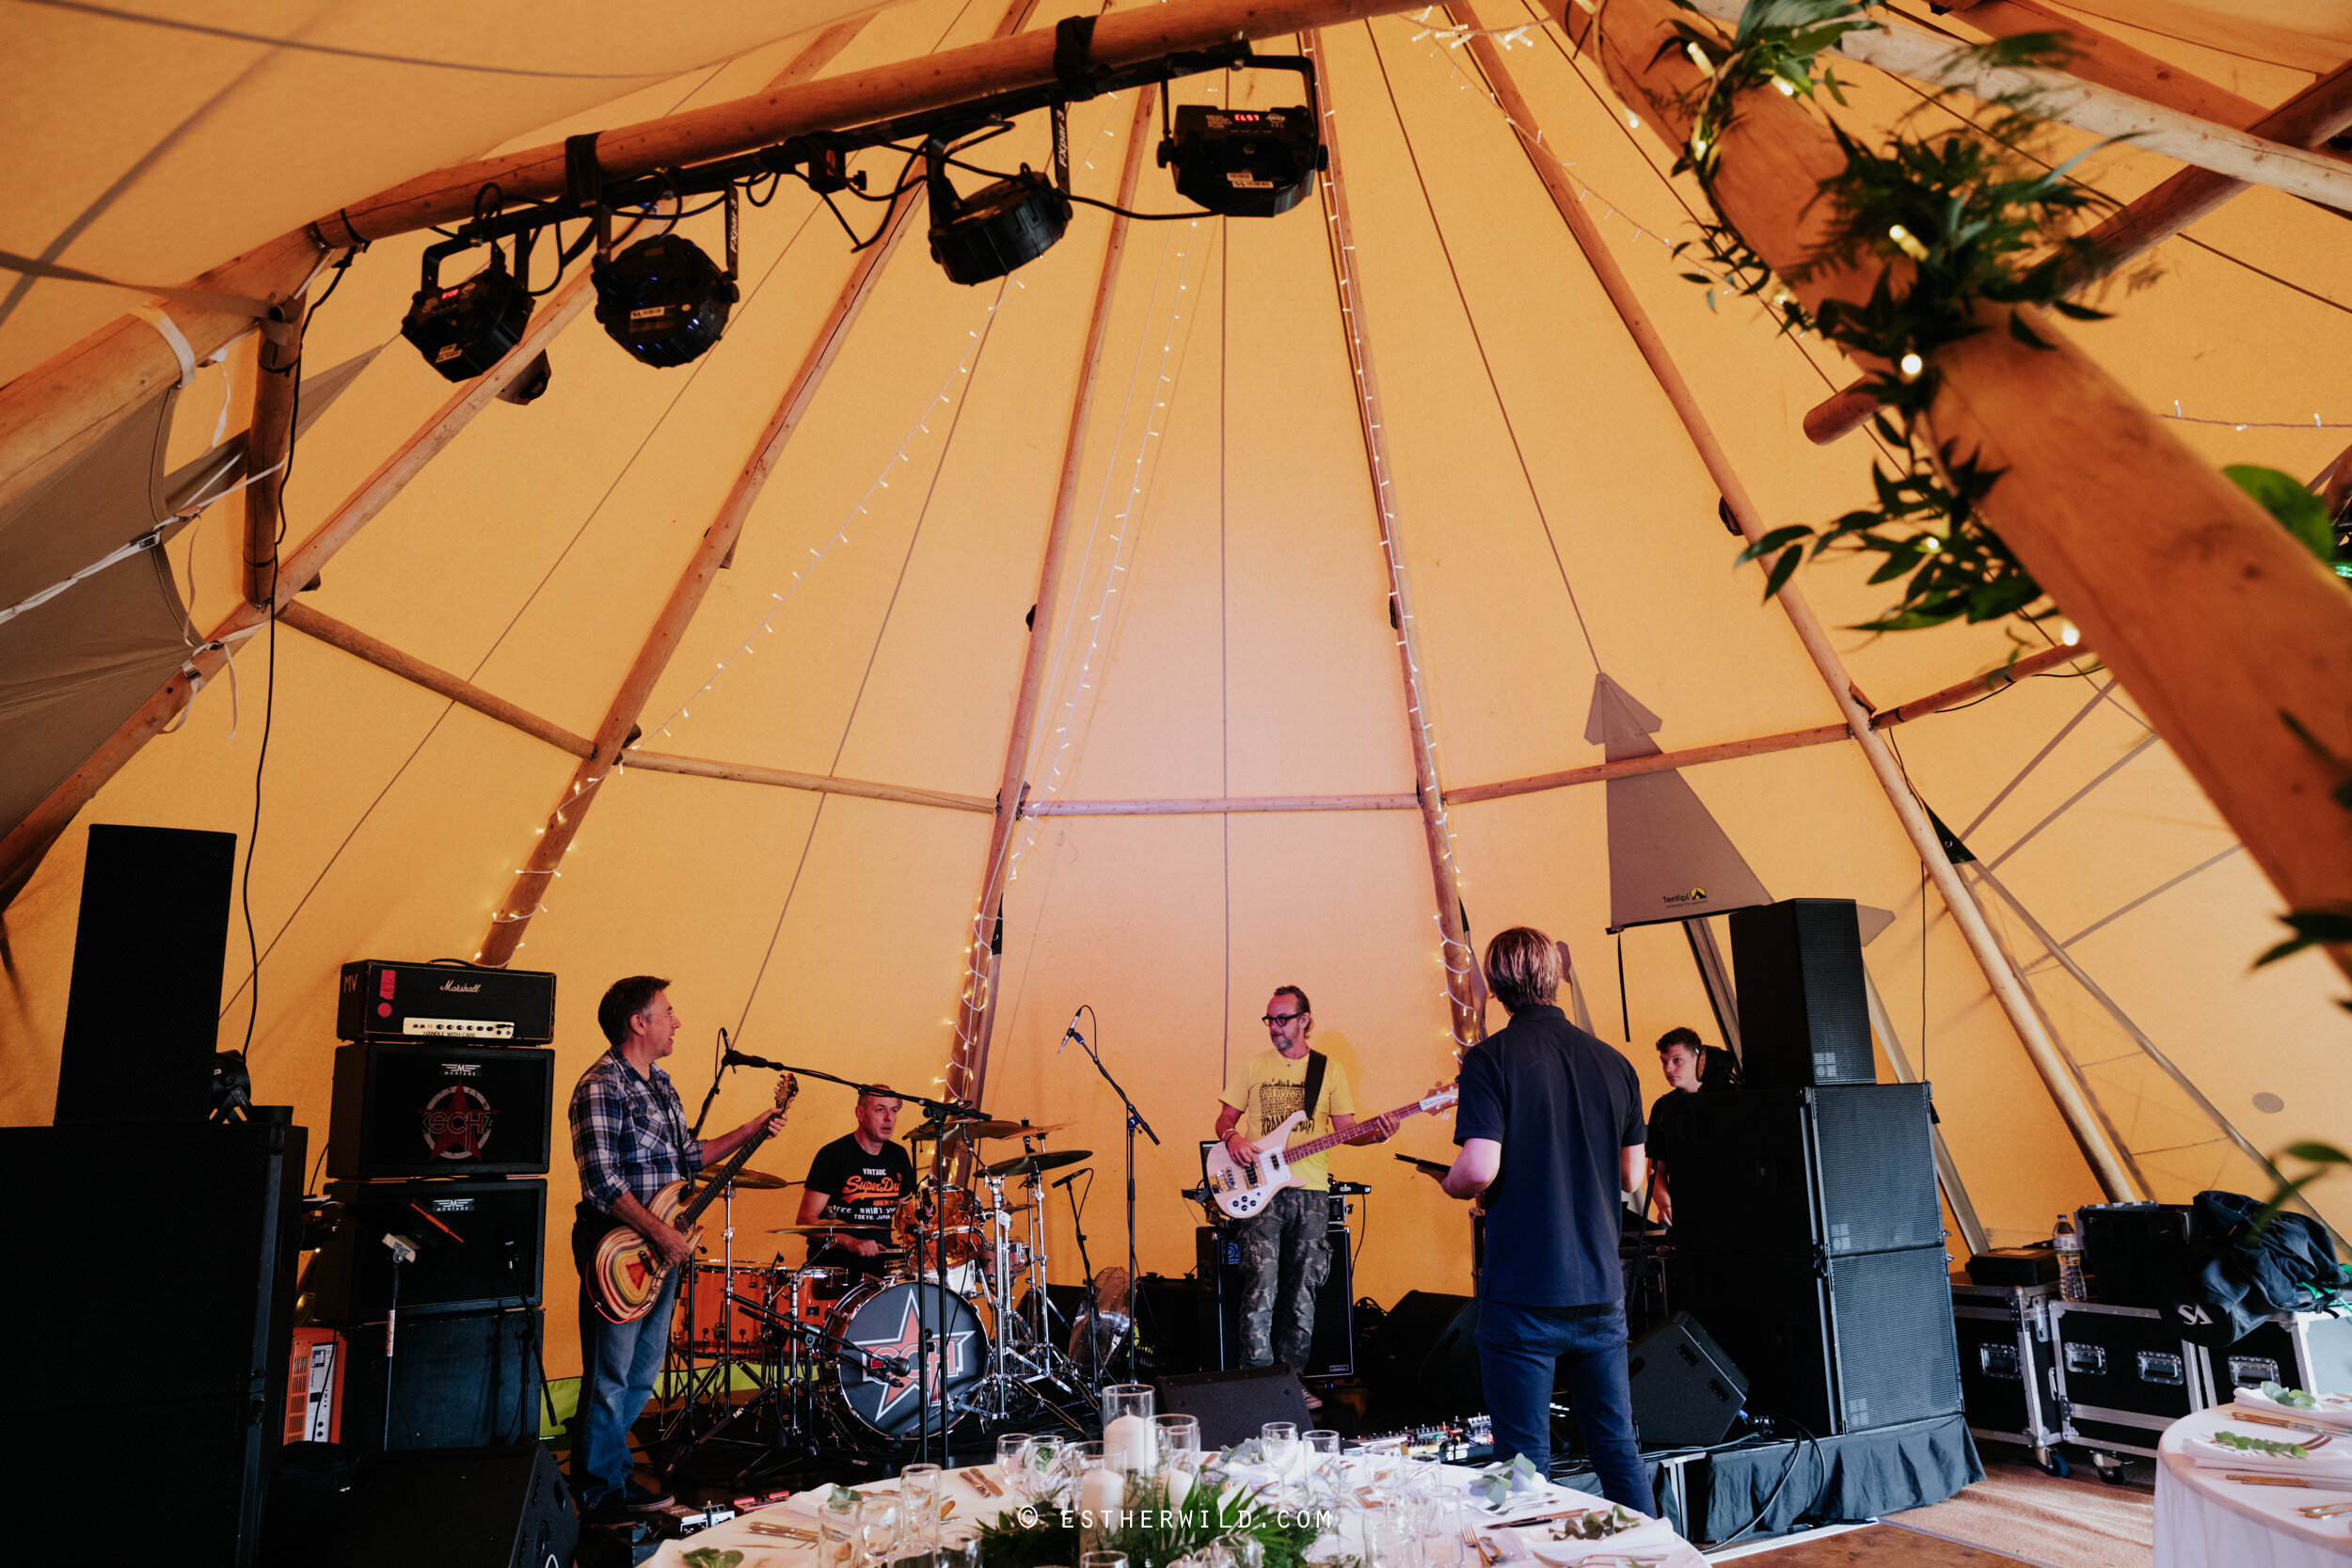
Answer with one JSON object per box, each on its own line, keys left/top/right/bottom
{"left": 1362, "top": 1290, "right": 1483, "bottom": 1411}
{"left": 1195, "top": 1219, "right": 1358, "bottom": 1376}
{"left": 1627, "top": 1311, "right": 1749, "bottom": 1448}
{"left": 1154, "top": 1365, "right": 1315, "bottom": 1449}
{"left": 339, "top": 1307, "right": 544, "bottom": 1454}
{"left": 324, "top": 1442, "right": 576, "bottom": 1568}
{"left": 56, "top": 822, "right": 236, "bottom": 1122}
{"left": 1667, "top": 1085, "right": 1939, "bottom": 1259}
{"left": 1729, "top": 897, "right": 1872, "bottom": 1090}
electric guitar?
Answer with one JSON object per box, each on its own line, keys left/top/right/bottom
{"left": 1204, "top": 1085, "right": 1458, "bottom": 1218}
{"left": 588, "top": 1073, "right": 797, "bottom": 1324}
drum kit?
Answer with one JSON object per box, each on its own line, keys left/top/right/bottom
{"left": 660, "top": 1113, "right": 1107, "bottom": 1477}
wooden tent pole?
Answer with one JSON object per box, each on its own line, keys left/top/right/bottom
{"left": 242, "top": 290, "right": 308, "bottom": 605}
{"left": 622, "top": 751, "right": 993, "bottom": 814}
{"left": 1310, "top": 29, "right": 1489, "bottom": 1045}
{"left": 0, "top": 273, "right": 595, "bottom": 910}
{"left": 1469, "top": 8, "right": 2138, "bottom": 1197}
{"left": 1804, "top": 57, "right": 2352, "bottom": 443}
{"left": 278, "top": 602, "right": 596, "bottom": 757}
{"left": 1572, "top": 0, "right": 2352, "bottom": 990}
{"left": 474, "top": 188, "right": 925, "bottom": 966}
{"left": 949, "top": 87, "right": 1163, "bottom": 1114}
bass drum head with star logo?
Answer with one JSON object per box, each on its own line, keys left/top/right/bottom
{"left": 827, "top": 1277, "right": 990, "bottom": 1442}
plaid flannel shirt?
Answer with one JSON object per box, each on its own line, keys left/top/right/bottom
{"left": 570, "top": 1048, "right": 703, "bottom": 1216}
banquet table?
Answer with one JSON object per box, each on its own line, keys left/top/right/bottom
{"left": 645, "top": 1457, "right": 1707, "bottom": 1567}
{"left": 2155, "top": 1406, "right": 2352, "bottom": 1567}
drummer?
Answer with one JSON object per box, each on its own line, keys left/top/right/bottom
{"left": 797, "top": 1086, "right": 914, "bottom": 1277}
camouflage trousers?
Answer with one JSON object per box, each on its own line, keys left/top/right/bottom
{"left": 1235, "top": 1185, "right": 1330, "bottom": 1370}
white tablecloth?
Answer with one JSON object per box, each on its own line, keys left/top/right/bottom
{"left": 2156, "top": 1407, "right": 2352, "bottom": 1567}
{"left": 645, "top": 1458, "right": 1706, "bottom": 1567}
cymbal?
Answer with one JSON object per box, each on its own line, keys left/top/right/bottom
{"left": 767, "top": 1224, "right": 866, "bottom": 1235}
{"left": 699, "top": 1167, "right": 794, "bottom": 1190}
{"left": 979, "top": 1148, "right": 1091, "bottom": 1178}
{"left": 905, "top": 1117, "right": 1072, "bottom": 1143}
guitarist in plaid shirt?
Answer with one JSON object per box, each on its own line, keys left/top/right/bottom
{"left": 568, "top": 974, "right": 787, "bottom": 1520}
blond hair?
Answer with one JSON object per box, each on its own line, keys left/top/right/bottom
{"left": 1484, "top": 927, "right": 1561, "bottom": 1012}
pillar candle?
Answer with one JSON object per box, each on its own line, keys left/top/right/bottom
{"left": 1103, "top": 1413, "right": 1157, "bottom": 1476}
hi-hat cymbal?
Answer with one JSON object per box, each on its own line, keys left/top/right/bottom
{"left": 699, "top": 1167, "right": 794, "bottom": 1190}
{"left": 979, "top": 1148, "right": 1091, "bottom": 1179}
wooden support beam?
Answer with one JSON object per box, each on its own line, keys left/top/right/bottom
{"left": 278, "top": 601, "right": 596, "bottom": 757}
{"left": 1482, "top": 5, "right": 2140, "bottom": 1197}
{"left": 0, "top": 274, "right": 595, "bottom": 910}
{"left": 1311, "top": 28, "right": 1489, "bottom": 1042}
{"left": 1870, "top": 640, "right": 2094, "bottom": 728}
{"left": 476, "top": 187, "right": 926, "bottom": 967}
{"left": 619, "top": 750, "right": 993, "bottom": 814}
{"left": 1803, "top": 53, "right": 2352, "bottom": 443}
{"left": 1933, "top": 0, "right": 2268, "bottom": 130}
{"left": 949, "top": 86, "right": 1162, "bottom": 1114}
{"left": 1449, "top": 726, "right": 1853, "bottom": 806}
{"left": 1025, "top": 793, "right": 1419, "bottom": 816}
{"left": 241, "top": 290, "right": 307, "bottom": 605}
{"left": 1579, "top": 0, "right": 2352, "bottom": 978}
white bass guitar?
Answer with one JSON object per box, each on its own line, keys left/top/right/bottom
{"left": 1205, "top": 1085, "right": 1458, "bottom": 1218}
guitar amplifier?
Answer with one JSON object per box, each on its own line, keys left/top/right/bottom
{"left": 337, "top": 960, "right": 557, "bottom": 1044}
{"left": 328, "top": 1042, "right": 554, "bottom": 1179}
{"left": 311, "top": 1179, "right": 547, "bottom": 1320}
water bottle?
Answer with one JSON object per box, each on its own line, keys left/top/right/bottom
{"left": 2054, "top": 1212, "right": 2087, "bottom": 1301}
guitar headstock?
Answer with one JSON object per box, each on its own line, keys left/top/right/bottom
{"left": 777, "top": 1073, "right": 799, "bottom": 1112}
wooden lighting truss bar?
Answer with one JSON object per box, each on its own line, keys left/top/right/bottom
{"left": 474, "top": 187, "right": 925, "bottom": 966}
{"left": 1474, "top": 4, "right": 2138, "bottom": 1196}
{"left": 0, "top": 0, "right": 1429, "bottom": 530}
{"left": 1801, "top": 45, "right": 2352, "bottom": 442}
{"left": 949, "top": 87, "right": 1163, "bottom": 1116}
{"left": 242, "top": 289, "right": 307, "bottom": 605}
{"left": 0, "top": 273, "right": 596, "bottom": 910}
{"left": 1310, "top": 27, "right": 1489, "bottom": 1045}
{"left": 1574, "top": 0, "right": 2352, "bottom": 976}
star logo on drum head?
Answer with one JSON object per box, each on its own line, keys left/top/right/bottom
{"left": 850, "top": 1292, "right": 974, "bottom": 1424}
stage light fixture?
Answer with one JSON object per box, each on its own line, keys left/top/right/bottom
{"left": 926, "top": 136, "right": 1071, "bottom": 285}
{"left": 1159, "top": 105, "right": 1324, "bottom": 217}
{"left": 593, "top": 230, "right": 739, "bottom": 367}
{"left": 402, "top": 245, "right": 532, "bottom": 382}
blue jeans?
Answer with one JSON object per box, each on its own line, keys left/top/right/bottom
{"left": 573, "top": 1267, "right": 679, "bottom": 1510}
{"left": 1475, "top": 1296, "right": 1649, "bottom": 1513}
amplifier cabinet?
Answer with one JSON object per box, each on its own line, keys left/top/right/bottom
{"left": 1951, "top": 1280, "right": 2061, "bottom": 1456}
{"left": 2048, "top": 1299, "right": 2210, "bottom": 1460}
{"left": 337, "top": 960, "right": 556, "bottom": 1044}
{"left": 311, "top": 1179, "right": 547, "bottom": 1320}
{"left": 328, "top": 1042, "right": 553, "bottom": 1179}
{"left": 1194, "top": 1222, "right": 1357, "bottom": 1378}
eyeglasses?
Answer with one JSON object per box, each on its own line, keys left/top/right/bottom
{"left": 1262, "top": 1013, "right": 1306, "bottom": 1026}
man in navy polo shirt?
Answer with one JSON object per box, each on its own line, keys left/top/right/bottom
{"left": 1438, "top": 927, "right": 1648, "bottom": 1510}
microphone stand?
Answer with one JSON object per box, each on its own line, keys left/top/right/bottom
{"left": 1069, "top": 1023, "right": 1156, "bottom": 1383}
{"left": 691, "top": 1028, "right": 736, "bottom": 1140}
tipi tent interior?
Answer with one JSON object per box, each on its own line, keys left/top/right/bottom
{"left": 5, "top": 0, "right": 2351, "bottom": 1560}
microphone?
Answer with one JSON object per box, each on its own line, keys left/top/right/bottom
{"left": 1057, "top": 1007, "right": 1085, "bottom": 1055}
{"left": 1051, "top": 1167, "right": 1089, "bottom": 1191}
{"left": 723, "top": 1048, "right": 788, "bottom": 1071}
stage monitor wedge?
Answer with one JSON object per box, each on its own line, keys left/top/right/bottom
{"left": 56, "top": 823, "right": 237, "bottom": 1123}
{"left": 1730, "top": 897, "right": 1873, "bottom": 1090}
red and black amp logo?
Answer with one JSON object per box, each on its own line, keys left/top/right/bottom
{"left": 421, "top": 1084, "right": 497, "bottom": 1160}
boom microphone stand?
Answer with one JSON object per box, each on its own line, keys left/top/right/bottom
{"left": 1066, "top": 1015, "right": 1156, "bottom": 1382}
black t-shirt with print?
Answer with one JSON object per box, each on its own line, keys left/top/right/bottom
{"left": 804, "top": 1133, "right": 914, "bottom": 1264}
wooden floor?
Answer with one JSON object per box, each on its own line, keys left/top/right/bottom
{"left": 1727, "top": 1523, "right": 2039, "bottom": 1565}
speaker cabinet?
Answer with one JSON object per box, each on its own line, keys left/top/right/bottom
{"left": 339, "top": 1306, "right": 545, "bottom": 1454}
{"left": 1669, "top": 1244, "right": 1963, "bottom": 1434}
{"left": 1362, "top": 1290, "right": 1485, "bottom": 1412}
{"left": 1729, "top": 898, "right": 1872, "bottom": 1090}
{"left": 1154, "top": 1365, "right": 1315, "bottom": 1449}
{"left": 1628, "top": 1311, "right": 1750, "bottom": 1448}
{"left": 327, "top": 1044, "right": 555, "bottom": 1179}
{"left": 2, "top": 1118, "right": 305, "bottom": 1567}
{"left": 310, "top": 1179, "right": 546, "bottom": 1318}
{"left": 1195, "top": 1218, "right": 1356, "bottom": 1376}
{"left": 325, "top": 1442, "right": 575, "bottom": 1568}
{"left": 1668, "top": 1085, "right": 1939, "bottom": 1259}
{"left": 56, "top": 823, "right": 237, "bottom": 1122}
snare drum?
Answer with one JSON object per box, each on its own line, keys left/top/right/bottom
{"left": 892, "top": 1184, "right": 985, "bottom": 1267}
{"left": 787, "top": 1265, "right": 851, "bottom": 1327}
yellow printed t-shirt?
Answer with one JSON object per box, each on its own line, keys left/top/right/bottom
{"left": 1220, "top": 1047, "right": 1359, "bottom": 1192}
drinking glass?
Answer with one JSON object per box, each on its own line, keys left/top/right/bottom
{"left": 995, "top": 1432, "right": 1033, "bottom": 1495}
{"left": 1366, "top": 1512, "right": 1420, "bottom": 1568}
{"left": 1260, "top": 1421, "right": 1299, "bottom": 1467}
{"left": 1303, "top": 1429, "right": 1343, "bottom": 1511}
{"left": 1418, "top": 1497, "right": 1467, "bottom": 1568}
{"left": 818, "top": 1493, "right": 862, "bottom": 1568}
{"left": 900, "top": 1464, "right": 944, "bottom": 1548}
{"left": 1153, "top": 1414, "right": 1203, "bottom": 1473}
{"left": 859, "top": 1495, "right": 904, "bottom": 1568}
{"left": 1080, "top": 1555, "right": 1130, "bottom": 1568}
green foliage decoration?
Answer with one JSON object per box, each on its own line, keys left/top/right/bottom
{"left": 974, "top": 1470, "right": 1321, "bottom": 1568}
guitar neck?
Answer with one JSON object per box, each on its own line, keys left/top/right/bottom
{"left": 672, "top": 1079, "right": 793, "bottom": 1228}
{"left": 1281, "top": 1097, "right": 1441, "bottom": 1163}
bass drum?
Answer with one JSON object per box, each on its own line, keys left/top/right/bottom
{"left": 824, "top": 1276, "right": 991, "bottom": 1442}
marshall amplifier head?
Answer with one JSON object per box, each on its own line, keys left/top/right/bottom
{"left": 327, "top": 1042, "right": 554, "bottom": 1180}
{"left": 337, "top": 959, "right": 556, "bottom": 1044}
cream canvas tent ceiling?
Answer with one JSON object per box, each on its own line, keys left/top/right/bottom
{"left": 4, "top": 0, "right": 2349, "bottom": 1381}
